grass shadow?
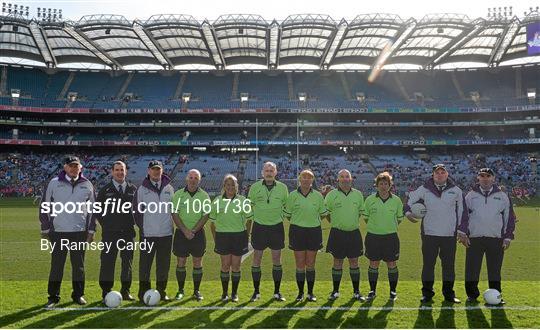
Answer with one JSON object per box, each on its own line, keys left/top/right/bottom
{"left": 413, "top": 302, "right": 434, "bottom": 328}
{"left": 248, "top": 299, "right": 307, "bottom": 328}
{"left": 489, "top": 306, "right": 513, "bottom": 328}
{"left": 465, "top": 302, "right": 489, "bottom": 328}
{"left": 435, "top": 301, "right": 456, "bottom": 328}
{"left": 0, "top": 305, "right": 43, "bottom": 328}
{"left": 369, "top": 300, "right": 394, "bottom": 328}
{"left": 339, "top": 299, "right": 373, "bottom": 328}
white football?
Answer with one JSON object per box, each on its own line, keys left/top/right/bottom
{"left": 104, "top": 290, "right": 122, "bottom": 308}
{"left": 483, "top": 288, "right": 502, "bottom": 305}
{"left": 143, "top": 289, "right": 161, "bottom": 306}
{"left": 410, "top": 203, "right": 427, "bottom": 218}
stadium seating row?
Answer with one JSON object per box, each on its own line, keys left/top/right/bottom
{"left": 2, "top": 66, "right": 539, "bottom": 109}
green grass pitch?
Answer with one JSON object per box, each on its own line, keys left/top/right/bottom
{"left": 1, "top": 197, "right": 539, "bottom": 328}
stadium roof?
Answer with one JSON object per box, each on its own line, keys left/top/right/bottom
{"left": 0, "top": 11, "right": 539, "bottom": 70}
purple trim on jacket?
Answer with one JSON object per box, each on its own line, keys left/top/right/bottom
{"left": 457, "top": 184, "right": 515, "bottom": 240}
{"left": 423, "top": 177, "right": 456, "bottom": 197}
{"left": 457, "top": 193, "right": 470, "bottom": 234}
{"left": 458, "top": 183, "right": 499, "bottom": 234}
{"left": 141, "top": 174, "right": 171, "bottom": 193}
{"left": 39, "top": 170, "right": 93, "bottom": 233}
{"left": 403, "top": 197, "right": 424, "bottom": 214}
{"left": 39, "top": 180, "right": 53, "bottom": 232}
{"left": 132, "top": 174, "right": 171, "bottom": 237}
{"left": 403, "top": 176, "right": 456, "bottom": 213}
{"left": 471, "top": 184, "right": 501, "bottom": 196}
{"left": 504, "top": 193, "right": 516, "bottom": 240}
{"left": 57, "top": 170, "right": 89, "bottom": 184}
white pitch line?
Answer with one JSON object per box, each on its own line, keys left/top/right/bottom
{"left": 4, "top": 240, "right": 540, "bottom": 244}
{"left": 45, "top": 305, "right": 540, "bottom": 312}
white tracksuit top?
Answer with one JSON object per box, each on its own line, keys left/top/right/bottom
{"left": 405, "top": 178, "right": 468, "bottom": 237}
{"left": 458, "top": 184, "right": 516, "bottom": 240}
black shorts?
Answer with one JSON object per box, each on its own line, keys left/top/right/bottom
{"left": 251, "top": 222, "right": 285, "bottom": 251}
{"left": 173, "top": 228, "right": 206, "bottom": 258}
{"left": 326, "top": 228, "right": 363, "bottom": 259}
{"left": 288, "top": 224, "right": 323, "bottom": 251}
{"left": 214, "top": 231, "right": 249, "bottom": 256}
{"left": 364, "top": 232, "right": 400, "bottom": 262}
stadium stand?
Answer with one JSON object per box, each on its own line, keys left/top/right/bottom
{"left": 2, "top": 66, "right": 539, "bottom": 109}
{"left": 0, "top": 14, "right": 538, "bottom": 201}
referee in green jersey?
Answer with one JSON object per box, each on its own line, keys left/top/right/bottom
{"left": 247, "top": 162, "right": 289, "bottom": 302}
{"left": 210, "top": 174, "right": 253, "bottom": 302}
{"left": 363, "top": 172, "right": 407, "bottom": 302}
{"left": 171, "top": 169, "right": 211, "bottom": 301}
{"left": 284, "top": 169, "right": 328, "bottom": 302}
{"left": 325, "top": 169, "right": 366, "bottom": 302}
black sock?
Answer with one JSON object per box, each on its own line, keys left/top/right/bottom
{"left": 231, "top": 271, "right": 241, "bottom": 296}
{"left": 368, "top": 266, "right": 379, "bottom": 292}
{"left": 193, "top": 267, "right": 203, "bottom": 292}
{"left": 388, "top": 266, "right": 398, "bottom": 292}
{"left": 306, "top": 269, "right": 316, "bottom": 295}
{"left": 350, "top": 267, "right": 360, "bottom": 293}
{"left": 176, "top": 266, "right": 186, "bottom": 292}
{"left": 332, "top": 267, "right": 342, "bottom": 292}
{"left": 272, "top": 264, "right": 283, "bottom": 294}
{"left": 220, "top": 271, "right": 230, "bottom": 296}
{"left": 296, "top": 270, "right": 305, "bottom": 294}
{"left": 251, "top": 266, "right": 261, "bottom": 293}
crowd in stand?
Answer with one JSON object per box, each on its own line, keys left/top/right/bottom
{"left": 0, "top": 152, "right": 172, "bottom": 197}
{"left": 283, "top": 153, "right": 537, "bottom": 199}
{"left": 0, "top": 153, "right": 62, "bottom": 197}
{"left": 366, "top": 153, "right": 537, "bottom": 198}
{"left": 0, "top": 152, "right": 537, "bottom": 201}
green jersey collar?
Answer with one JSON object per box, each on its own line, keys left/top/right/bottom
{"left": 297, "top": 187, "right": 313, "bottom": 198}
{"left": 376, "top": 192, "right": 392, "bottom": 203}
{"left": 184, "top": 186, "right": 200, "bottom": 197}
{"left": 338, "top": 186, "right": 352, "bottom": 196}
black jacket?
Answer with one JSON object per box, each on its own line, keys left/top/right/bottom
{"left": 95, "top": 180, "right": 137, "bottom": 236}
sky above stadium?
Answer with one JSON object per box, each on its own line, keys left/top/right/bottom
{"left": 11, "top": 0, "right": 532, "bottom": 21}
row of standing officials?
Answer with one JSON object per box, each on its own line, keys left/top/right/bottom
{"left": 39, "top": 156, "right": 516, "bottom": 307}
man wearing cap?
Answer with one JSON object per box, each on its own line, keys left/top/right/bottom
{"left": 96, "top": 160, "right": 137, "bottom": 302}
{"left": 133, "top": 160, "right": 175, "bottom": 302}
{"left": 40, "top": 156, "right": 96, "bottom": 308}
{"left": 405, "top": 164, "right": 468, "bottom": 304}
{"left": 457, "top": 168, "right": 516, "bottom": 305}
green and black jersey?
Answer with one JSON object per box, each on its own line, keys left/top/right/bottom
{"left": 363, "top": 193, "right": 404, "bottom": 234}
{"left": 248, "top": 180, "right": 289, "bottom": 226}
{"left": 325, "top": 187, "right": 364, "bottom": 231}
{"left": 284, "top": 188, "right": 328, "bottom": 228}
